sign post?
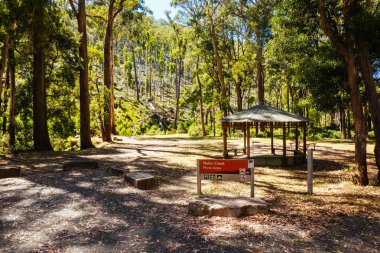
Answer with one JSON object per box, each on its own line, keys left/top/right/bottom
{"left": 307, "top": 148, "right": 313, "bottom": 194}
{"left": 197, "top": 159, "right": 255, "bottom": 197}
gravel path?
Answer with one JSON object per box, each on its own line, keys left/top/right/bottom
{"left": 1, "top": 136, "right": 379, "bottom": 252}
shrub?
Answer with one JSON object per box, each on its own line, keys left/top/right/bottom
{"left": 188, "top": 124, "right": 201, "bottom": 137}
{"left": 146, "top": 125, "right": 164, "bottom": 135}
{"left": 176, "top": 121, "right": 189, "bottom": 134}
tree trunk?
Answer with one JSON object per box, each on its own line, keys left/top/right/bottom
{"left": 319, "top": 0, "right": 368, "bottom": 185}
{"left": 32, "top": 2, "right": 53, "bottom": 151}
{"left": 196, "top": 56, "right": 206, "bottom": 136}
{"left": 207, "top": 9, "right": 227, "bottom": 116}
{"left": 77, "top": 0, "right": 94, "bottom": 149}
{"left": 346, "top": 48, "right": 368, "bottom": 185}
{"left": 110, "top": 34, "right": 116, "bottom": 134}
{"left": 256, "top": 41, "right": 264, "bottom": 104}
{"left": 235, "top": 78, "right": 243, "bottom": 111}
{"left": 340, "top": 106, "right": 346, "bottom": 139}
{"left": 174, "top": 57, "right": 182, "bottom": 128}
{"left": 131, "top": 45, "right": 140, "bottom": 102}
{"left": 102, "top": 4, "right": 114, "bottom": 142}
{"left": 358, "top": 40, "right": 380, "bottom": 183}
{"left": 347, "top": 107, "right": 352, "bottom": 139}
{"left": 2, "top": 65, "right": 9, "bottom": 134}
{"left": 8, "top": 39, "right": 15, "bottom": 148}
{"left": 0, "top": 36, "right": 9, "bottom": 110}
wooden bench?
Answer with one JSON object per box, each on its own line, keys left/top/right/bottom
{"left": 272, "top": 148, "right": 303, "bottom": 156}
{"left": 289, "top": 141, "right": 317, "bottom": 150}
{"left": 227, "top": 148, "right": 246, "bottom": 156}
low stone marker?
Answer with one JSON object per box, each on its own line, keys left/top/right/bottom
{"left": 189, "top": 195, "right": 269, "bottom": 217}
{"left": 0, "top": 167, "right": 21, "bottom": 179}
{"left": 63, "top": 161, "right": 99, "bottom": 172}
{"left": 124, "top": 172, "right": 156, "bottom": 190}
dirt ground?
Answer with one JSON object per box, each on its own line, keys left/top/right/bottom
{"left": 1, "top": 135, "right": 379, "bottom": 253}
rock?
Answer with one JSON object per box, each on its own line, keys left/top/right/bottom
{"left": 63, "top": 161, "right": 99, "bottom": 172}
{"left": 0, "top": 167, "right": 21, "bottom": 179}
{"left": 267, "top": 158, "right": 282, "bottom": 166}
{"left": 113, "top": 137, "right": 123, "bottom": 142}
{"left": 189, "top": 195, "right": 269, "bottom": 217}
{"left": 107, "top": 167, "right": 129, "bottom": 176}
{"left": 124, "top": 172, "right": 156, "bottom": 190}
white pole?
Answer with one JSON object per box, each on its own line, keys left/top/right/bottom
{"left": 249, "top": 160, "right": 254, "bottom": 197}
{"left": 307, "top": 148, "right": 313, "bottom": 194}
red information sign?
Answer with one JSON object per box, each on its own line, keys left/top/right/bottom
{"left": 199, "top": 159, "right": 248, "bottom": 174}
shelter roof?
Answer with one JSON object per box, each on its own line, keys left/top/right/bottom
{"left": 220, "top": 103, "right": 309, "bottom": 123}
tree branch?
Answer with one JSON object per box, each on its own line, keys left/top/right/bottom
{"left": 68, "top": 0, "right": 78, "bottom": 20}
{"left": 86, "top": 14, "right": 107, "bottom": 22}
{"left": 318, "top": 0, "right": 348, "bottom": 58}
{"left": 112, "top": 0, "right": 126, "bottom": 22}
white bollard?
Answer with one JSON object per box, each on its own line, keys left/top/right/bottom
{"left": 307, "top": 148, "right": 313, "bottom": 194}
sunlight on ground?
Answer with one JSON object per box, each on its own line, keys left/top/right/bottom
{"left": 1, "top": 135, "right": 379, "bottom": 252}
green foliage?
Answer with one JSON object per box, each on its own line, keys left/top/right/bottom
{"left": 188, "top": 123, "right": 201, "bottom": 137}
{"left": 2, "top": 0, "right": 379, "bottom": 154}
{"left": 176, "top": 121, "right": 190, "bottom": 134}
{"left": 308, "top": 127, "right": 341, "bottom": 141}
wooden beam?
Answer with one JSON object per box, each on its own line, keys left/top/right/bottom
{"left": 247, "top": 124, "right": 250, "bottom": 158}
{"left": 303, "top": 123, "right": 307, "bottom": 155}
{"left": 223, "top": 123, "right": 228, "bottom": 158}
{"left": 283, "top": 122, "right": 286, "bottom": 158}
{"left": 295, "top": 124, "right": 299, "bottom": 151}
{"left": 243, "top": 124, "right": 247, "bottom": 154}
{"left": 270, "top": 122, "right": 274, "bottom": 154}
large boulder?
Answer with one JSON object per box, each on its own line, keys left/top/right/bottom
{"left": 189, "top": 195, "right": 269, "bottom": 217}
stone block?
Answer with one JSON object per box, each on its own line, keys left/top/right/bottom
{"left": 287, "top": 157, "right": 294, "bottom": 165}
{"left": 189, "top": 195, "right": 269, "bottom": 217}
{"left": 113, "top": 137, "right": 123, "bottom": 142}
{"left": 254, "top": 158, "right": 267, "bottom": 166}
{"left": 0, "top": 167, "right": 21, "bottom": 179}
{"left": 124, "top": 172, "right": 156, "bottom": 190}
{"left": 267, "top": 158, "right": 282, "bottom": 166}
{"left": 63, "top": 161, "right": 99, "bottom": 172}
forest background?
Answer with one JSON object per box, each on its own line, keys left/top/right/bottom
{"left": 0, "top": 0, "right": 380, "bottom": 185}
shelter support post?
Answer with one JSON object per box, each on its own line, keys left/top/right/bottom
{"left": 223, "top": 123, "right": 228, "bottom": 158}
{"left": 247, "top": 124, "right": 250, "bottom": 158}
{"left": 295, "top": 123, "right": 299, "bottom": 151}
{"left": 303, "top": 122, "right": 307, "bottom": 155}
{"left": 270, "top": 122, "right": 274, "bottom": 154}
{"left": 283, "top": 122, "right": 286, "bottom": 159}
{"left": 243, "top": 125, "right": 246, "bottom": 155}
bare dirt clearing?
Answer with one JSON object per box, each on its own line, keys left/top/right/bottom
{"left": 1, "top": 135, "right": 379, "bottom": 252}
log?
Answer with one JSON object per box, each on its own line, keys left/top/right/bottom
{"left": 0, "top": 167, "right": 21, "bottom": 179}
